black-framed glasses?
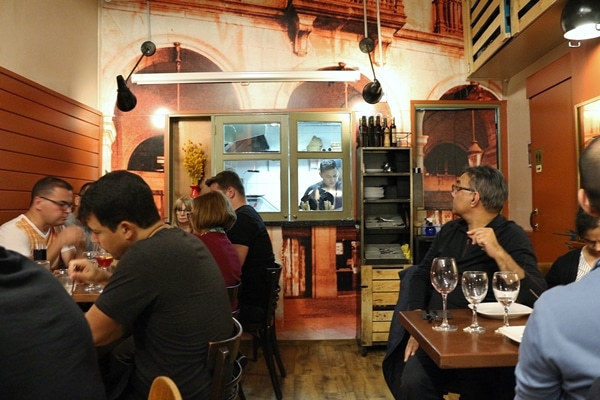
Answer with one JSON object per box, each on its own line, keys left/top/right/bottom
{"left": 175, "top": 208, "right": 190, "bottom": 213}
{"left": 39, "top": 196, "right": 73, "bottom": 210}
{"left": 451, "top": 184, "right": 476, "bottom": 194}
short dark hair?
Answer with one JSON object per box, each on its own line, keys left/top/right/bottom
{"left": 78, "top": 182, "right": 94, "bottom": 197}
{"left": 31, "top": 176, "right": 73, "bottom": 206}
{"left": 78, "top": 170, "right": 160, "bottom": 231}
{"left": 462, "top": 165, "right": 507, "bottom": 213}
{"left": 205, "top": 170, "right": 246, "bottom": 197}
{"left": 319, "top": 159, "right": 338, "bottom": 173}
{"left": 575, "top": 207, "right": 600, "bottom": 238}
{"left": 580, "top": 136, "right": 600, "bottom": 212}
{"left": 191, "top": 191, "right": 237, "bottom": 231}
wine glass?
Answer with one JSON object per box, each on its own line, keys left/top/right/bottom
{"left": 462, "top": 271, "right": 488, "bottom": 333}
{"left": 430, "top": 257, "right": 459, "bottom": 331}
{"left": 492, "top": 271, "right": 520, "bottom": 328}
{"left": 82, "top": 249, "right": 98, "bottom": 292}
{"left": 95, "top": 248, "right": 114, "bottom": 272}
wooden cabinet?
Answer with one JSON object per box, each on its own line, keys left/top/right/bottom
{"left": 357, "top": 147, "right": 413, "bottom": 352}
{"left": 463, "top": 0, "right": 566, "bottom": 80}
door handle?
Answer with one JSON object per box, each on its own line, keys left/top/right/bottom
{"left": 530, "top": 208, "right": 539, "bottom": 231}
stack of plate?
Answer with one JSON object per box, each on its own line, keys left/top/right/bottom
{"left": 364, "top": 186, "right": 384, "bottom": 200}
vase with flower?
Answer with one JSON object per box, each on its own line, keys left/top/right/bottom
{"left": 182, "top": 140, "right": 207, "bottom": 198}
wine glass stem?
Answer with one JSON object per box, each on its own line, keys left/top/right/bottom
{"left": 472, "top": 304, "right": 478, "bottom": 326}
{"left": 503, "top": 305, "right": 509, "bottom": 327}
{"left": 441, "top": 293, "right": 449, "bottom": 326}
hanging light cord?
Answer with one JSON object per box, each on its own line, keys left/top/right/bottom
{"left": 147, "top": 0, "right": 152, "bottom": 40}
{"left": 376, "top": 0, "right": 382, "bottom": 67}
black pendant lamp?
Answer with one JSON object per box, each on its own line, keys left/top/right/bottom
{"left": 360, "top": 0, "right": 383, "bottom": 104}
{"left": 116, "top": 40, "right": 156, "bottom": 112}
{"left": 561, "top": 0, "right": 600, "bottom": 41}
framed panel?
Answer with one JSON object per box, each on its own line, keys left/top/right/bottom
{"left": 411, "top": 100, "right": 506, "bottom": 227}
{"left": 576, "top": 95, "right": 600, "bottom": 150}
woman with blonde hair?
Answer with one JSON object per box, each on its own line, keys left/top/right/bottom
{"left": 191, "top": 191, "right": 241, "bottom": 286}
{"left": 172, "top": 196, "right": 193, "bottom": 233}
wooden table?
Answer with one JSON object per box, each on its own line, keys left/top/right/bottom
{"left": 71, "top": 284, "right": 101, "bottom": 303}
{"left": 398, "top": 308, "right": 528, "bottom": 369}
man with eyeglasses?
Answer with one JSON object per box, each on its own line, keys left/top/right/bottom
{"left": 0, "top": 176, "right": 84, "bottom": 270}
{"left": 391, "top": 165, "right": 547, "bottom": 400}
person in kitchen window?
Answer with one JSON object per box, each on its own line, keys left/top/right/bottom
{"left": 300, "top": 159, "right": 343, "bottom": 210}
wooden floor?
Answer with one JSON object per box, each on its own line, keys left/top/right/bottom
{"left": 239, "top": 339, "right": 394, "bottom": 400}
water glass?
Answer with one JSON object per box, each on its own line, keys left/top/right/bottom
{"left": 492, "top": 271, "right": 520, "bottom": 327}
{"left": 461, "top": 271, "right": 488, "bottom": 333}
{"left": 55, "top": 269, "right": 74, "bottom": 294}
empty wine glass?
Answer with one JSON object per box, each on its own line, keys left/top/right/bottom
{"left": 82, "top": 249, "right": 98, "bottom": 292}
{"left": 492, "top": 271, "right": 520, "bottom": 328}
{"left": 462, "top": 271, "right": 488, "bottom": 333}
{"left": 430, "top": 257, "right": 459, "bottom": 331}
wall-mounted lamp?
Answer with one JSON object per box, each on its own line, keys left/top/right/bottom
{"left": 359, "top": 0, "right": 384, "bottom": 104}
{"left": 116, "top": 41, "right": 156, "bottom": 112}
{"left": 561, "top": 0, "right": 600, "bottom": 43}
{"left": 130, "top": 70, "right": 360, "bottom": 85}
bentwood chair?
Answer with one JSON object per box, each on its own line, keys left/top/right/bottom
{"left": 227, "top": 282, "right": 241, "bottom": 318}
{"left": 207, "top": 317, "right": 244, "bottom": 400}
{"left": 244, "top": 264, "right": 286, "bottom": 400}
{"left": 147, "top": 376, "right": 182, "bottom": 400}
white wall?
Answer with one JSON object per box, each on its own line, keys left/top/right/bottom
{"left": 0, "top": 0, "right": 99, "bottom": 107}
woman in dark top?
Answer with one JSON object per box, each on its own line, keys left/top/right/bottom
{"left": 546, "top": 208, "right": 600, "bottom": 288}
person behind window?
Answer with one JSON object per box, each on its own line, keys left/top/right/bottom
{"left": 545, "top": 207, "right": 600, "bottom": 288}
{"left": 172, "top": 196, "right": 193, "bottom": 233}
{"left": 191, "top": 190, "right": 242, "bottom": 287}
{"left": 300, "top": 159, "right": 342, "bottom": 210}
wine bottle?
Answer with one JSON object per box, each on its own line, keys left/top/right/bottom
{"left": 375, "top": 115, "right": 382, "bottom": 147}
{"left": 368, "top": 116, "right": 375, "bottom": 147}
{"left": 360, "top": 116, "right": 368, "bottom": 147}
{"left": 390, "top": 117, "right": 397, "bottom": 146}
{"left": 383, "top": 117, "right": 391, "bottom": 147}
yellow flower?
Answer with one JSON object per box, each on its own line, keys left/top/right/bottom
{"left": 182, "top": 140, "right": 207, "bottom": 184}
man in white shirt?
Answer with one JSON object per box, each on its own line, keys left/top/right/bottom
{"left": 0, "top": 176, "right": 84, "bottom": 269}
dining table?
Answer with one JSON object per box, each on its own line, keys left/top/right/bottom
{"left": 71, "top": 283, "right": 101, "bottom": 303}
{"left": 398, "top": 308, "right": 529, "bottom": 369}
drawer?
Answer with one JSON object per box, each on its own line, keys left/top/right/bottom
{"left": 373, "top": 331, "right": 389, "bottom": 342}
{"left": 373, "top": 292, "right": 399, "bottom": 306}
{"left": 373, "top": 268, "right": 402, "bottom": 280}
{"left": 373, "top": 310, "right": 394, "bottom": 321}
{"left": 373, "top": 280, "right": 400, "bottom": 292}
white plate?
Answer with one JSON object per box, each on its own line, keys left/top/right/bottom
{"left": 365, "top": 168, "right": 382, "bottom": 173}
{"left": 365, "top": 196, "right": 384, "bottom": 200}
{"left": 469, "top": 302, "right": 532, "bottom": 319}
{"left": 497, "top": 325, "right": 525, "bottom": 344}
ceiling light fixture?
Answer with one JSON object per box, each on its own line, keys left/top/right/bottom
{"left": 561, "top": 0, "right": 600, "bottom": 44}
{"left": 359, "top": 0, "right": 384, "bottom": 104}
{"left": 116, "top": 41, "right": 156, "bottom": 112}
{"left": 130, "top": 70, "right": 360, "bottom": 84}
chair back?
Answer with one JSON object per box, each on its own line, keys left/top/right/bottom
{"left": 147, "top": 376, "right": 182, "bottom": 400}
{"left": 226, "top": 282, "right": 241, "bottom": 318}
{"left": 264, "top": 264, "right": 283, "bottom": 328}
{"left": 207, "top": 317, "right": 244, "bottom": 400}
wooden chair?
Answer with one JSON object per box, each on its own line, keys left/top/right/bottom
{"left": 147, "top": 376, "right": 182, "bottom": 400}
{"left": 227, "top": 282, "right": 241, "bottom": 318}
{"left": 207, "top": 317, "right": 244, "bottom": 400}
{"left": 244, "top": 264, "right": 286, "bottom": 400}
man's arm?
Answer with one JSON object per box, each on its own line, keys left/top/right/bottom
{"left": 85, "top": 305, "right": 126, "bottom": 346}
{"left": 232, "top": 243, "right": 249, "bottom": 266}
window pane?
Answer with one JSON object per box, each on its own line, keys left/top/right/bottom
{"left": 298, "top": 158, "right": 343, "bottom": 211}
{"left": 224, "top": 123, "right": 281, "bottom": 153}
{"left": 223, "top": 160, "right": 281, "bottom": 212}
{"left": 297, "top": 121, "right": 342, "bottom": 152}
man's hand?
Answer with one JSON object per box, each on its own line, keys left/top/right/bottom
{"left": 68, "top": 258, "right": 110, "bottom": 286}
{"left": 404, "top": 335, "right": 420, "bottom": 362}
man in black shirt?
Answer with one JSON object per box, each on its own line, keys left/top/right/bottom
{"left": 398, "top": 165, "right": 547, "bottom": 400}
{"left": 206, "top": 170, "right": 277, "bottom": 325}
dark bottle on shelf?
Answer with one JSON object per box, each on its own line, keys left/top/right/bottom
{"left": 368, "top": 116, "right": 375, "bottom": 147}
{"left": 375, "top": 115, "right": 382, "bottom": 147}
{"left": 360, "top": 116, "right": 369, "bottom": 147}
{"left": 390, "top": 117, "right": 397, "bottom": 146}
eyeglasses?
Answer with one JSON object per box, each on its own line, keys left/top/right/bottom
{"left": 175, "top": 208, "right": 190, "bottom": 213}
{"left": 451, "top": 184, "right": 476, "bottom": 194}
{"left": 39, "top": 196, "right": 73, "bottom": 210}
